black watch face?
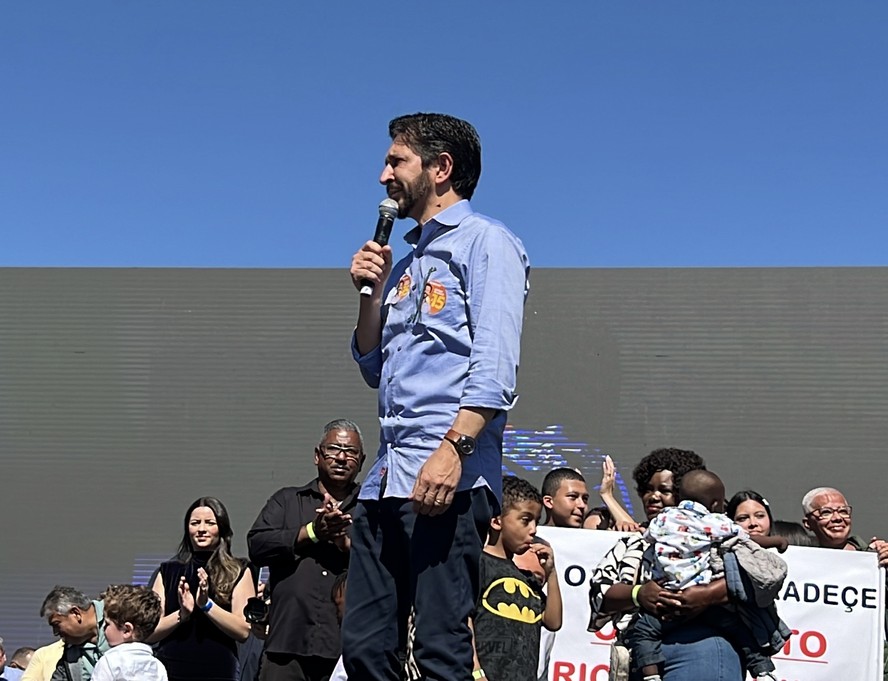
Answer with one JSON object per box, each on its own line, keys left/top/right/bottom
{"left": 457, "top": 436, "right": 475, "bottom": 455}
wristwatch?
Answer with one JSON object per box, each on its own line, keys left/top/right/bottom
{"left": 443, "top": 429, "right": 476, "bottom": 457}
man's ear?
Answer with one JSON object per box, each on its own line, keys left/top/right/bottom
{"left": 432, "top": 152, "right": 454, "bottom": 186}
{"left": 490, "top": 515, "right": 503, "bottom": 532}
{"left": 122, "top": 622, "right": 135, "bottom": 637}
{"left": 542, "top": 495, "right": 554, "bottom": 510}
{"left": 802, "top": 515, "right": 812, "bottom": 532}
{"left": 314, "top": 447, "right": 321, "bottom": 467}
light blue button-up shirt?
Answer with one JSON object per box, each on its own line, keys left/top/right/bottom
{"left": 353, "top": 200, "right": 530, "bottom": 502}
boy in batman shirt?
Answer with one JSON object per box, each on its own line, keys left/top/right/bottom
{"left": 471, "top": 476, "right": 563, "bottom": 681}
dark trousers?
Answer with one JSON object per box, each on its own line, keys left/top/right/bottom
{"left": 259, "top": 653, "right": 336, "bottom": 681}
{"left": 342, "top": 488, "right": 494, "bottom": 681}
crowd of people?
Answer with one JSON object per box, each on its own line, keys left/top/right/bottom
{"left": 4, "top": 433, "right": 885, "bottom": 681}
{"left": 3, "top": 112, "right": 886, "bottom": 681}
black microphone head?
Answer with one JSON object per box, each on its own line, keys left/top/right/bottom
{"left": 379, "top": 198, "right": 399, "bottom": 219}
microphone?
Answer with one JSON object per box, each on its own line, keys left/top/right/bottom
{"left": 359, "top": 198, "right": 399, "bottom": 297}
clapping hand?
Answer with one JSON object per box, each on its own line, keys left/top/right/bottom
{"left": 314, "top": 494, "right": 352, "bottom": 541}
{"left": 177, "top": 576, "right": 195, "bottom": 621}
{"left": 195, "top": 567, "right": 211, "bottom": 610}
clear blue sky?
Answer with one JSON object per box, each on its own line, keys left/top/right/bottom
{"left": 2, "top": 2, "right": 886, "bottom": 268}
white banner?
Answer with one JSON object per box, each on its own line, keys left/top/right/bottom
{"left": 537, "top": 527, "right": 885, "bottom": 681}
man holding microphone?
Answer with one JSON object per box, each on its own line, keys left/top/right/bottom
{"left": 343, "top": 112, "right": 530, "bottom": 681}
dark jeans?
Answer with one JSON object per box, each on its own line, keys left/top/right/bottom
{"left": 342, "top": 488, "right": 494, "bottom": 681}
{"left": 259, "top": 653, "right": 336, "bottom": 681}
{"left": 627, "top": 607, "right": 774, "bottom": 677}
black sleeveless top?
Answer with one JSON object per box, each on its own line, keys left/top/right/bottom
{"left": 155, "top": 552, "right": 254, "bottom": 681}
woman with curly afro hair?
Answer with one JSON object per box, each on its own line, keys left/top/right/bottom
{"left": 589, "top": 448, "right": 747, "bottom": 681}
{"left": 632, "top": 448, "right": 706, "bottom": 524}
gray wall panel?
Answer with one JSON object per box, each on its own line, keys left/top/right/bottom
{"left": 1, "top": 267, "right": 886, "bottom": 649}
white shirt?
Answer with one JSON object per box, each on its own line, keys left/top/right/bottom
{"left": 329, "top": 656, "right": 347, "bottom": 681}
{"left": 91, "top": 643, "right": 167, "bottom": 681}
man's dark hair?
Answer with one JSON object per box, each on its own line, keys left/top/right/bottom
{"left": 541, "top": 467, "right": 586, "bottom": 498}
{"left": 632, "top": 448, "right": 706, "bottom": 497}
{"left": 389, "top": 113, "right": 481, "bottom": 200}
{"left": 502, "top": 475, "right": 543, "bottom": 513}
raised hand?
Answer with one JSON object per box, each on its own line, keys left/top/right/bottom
{"left": 195, "top": 567, "right": 210, "bottom": 610}
{"left": 177, "top": 576, "right": 195, "bottom": 620}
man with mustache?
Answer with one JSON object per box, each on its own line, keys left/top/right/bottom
{"left": 248, "top": 420, "right": 364, "bottom": 681}
{"left": 345, "top": 113, "right": 530, "bottom": 681}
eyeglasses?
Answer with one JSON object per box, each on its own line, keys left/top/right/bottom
{"left": 318, "top": 444, "right": 362, "bottom": 463}
{"left": 807, "top": 505, "right": 852, "bottom": 521}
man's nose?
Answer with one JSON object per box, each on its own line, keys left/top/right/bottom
{"left": 379, "top": 165, "right": 394, "bottom": 185}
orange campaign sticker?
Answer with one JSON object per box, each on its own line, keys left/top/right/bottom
{"left": 396, "top": 273, "right": 412, "bottom": 299}
{"left": 423, "top": 281, "right": 447, "bottom": 314}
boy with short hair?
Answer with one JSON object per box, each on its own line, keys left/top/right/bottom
{"left": 91, "top": 585, "right": 167, "bottom": 681}
{"left": 627, "top": 470, "right": 788, "bottom": 681}
{"left": 541, "top": 468, "right": 589, "bottom": 528}
{"left": 471, "top": 476, "right": 563, "bottom": 681}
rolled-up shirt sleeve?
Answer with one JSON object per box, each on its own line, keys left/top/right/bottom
{"left": 351, "top": 332, "right": 382, "bottom": 389}
{"left": 459, "top": 225, "right": 530, "bottom": 411}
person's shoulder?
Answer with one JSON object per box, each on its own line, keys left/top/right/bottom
{"left": 462, "top": 210, "right": 524, "bottom": 247}
{"left": 846, "top": 535, "right": 870, "bottom": 551}
{"left": 268, "top": 480, "right": 319, "bottom": 499}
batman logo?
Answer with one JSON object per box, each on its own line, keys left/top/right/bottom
{"left": 481, "top": 577, "right": 543, "bottom": 624}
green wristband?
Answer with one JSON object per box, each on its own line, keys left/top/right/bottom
{"left": 631, "top": 584, "right": 642, "bottom": 607}
{"left": 306, "top": 521, "right": 320, "bottom": 543}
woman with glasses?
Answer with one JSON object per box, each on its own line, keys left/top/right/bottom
{"left": 800, "top": 487, "right": 862, "bottom": 550}
{"left": 148, "top": 497, "right": 256, "bottom": 681}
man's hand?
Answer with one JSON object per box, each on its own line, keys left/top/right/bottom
{"left": 313, "top": 494, "right": 352, "bottom": 541}
{"left": 350, "top": 241, "right": 393, "bottom": 297}
{"left": 410, "top": 442, "right": 462, "bottom": 516}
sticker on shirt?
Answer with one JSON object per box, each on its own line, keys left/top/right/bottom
{"left": 422, "top": 280, "right": 447, "bottom": 314}
{"left": 396, "top": 273, "right": 412, "bottom": 300}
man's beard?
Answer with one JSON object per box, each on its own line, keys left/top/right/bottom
{"left": 389, "top": 171, "right": 432, "bottom": 220}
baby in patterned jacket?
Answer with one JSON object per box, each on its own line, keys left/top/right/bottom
{"left": 626, "top": 470, "right": 787, "bottom": 681}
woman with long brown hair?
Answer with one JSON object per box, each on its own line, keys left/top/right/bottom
{"left": 149, "top": 497, "right": 256, "bottom": 681}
